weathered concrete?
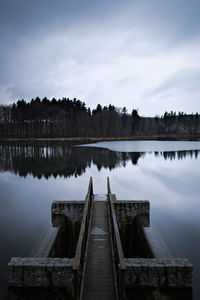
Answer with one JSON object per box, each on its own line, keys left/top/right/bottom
{"left": 124, "top": 258, "right": 193, "bottom": 288}
{"left": 138, "top": 224, "right": 172, "bottom": 258}
{"left": 114, "top": 200, "right": 150, "bottom": 224}
{"left": 29, "top": 226, "right": 61, "bottom": 258}
{"left": 8, "top": 257, "right": 74, "bottom": 292}
{"left": 130, "top": 215, "right": 172, "bottom": 258}
{"left": 7, "top": 178, "right": 194, "bottom": 300}
{"left": 51, "top": 200, "right": 84, "bottom": 225}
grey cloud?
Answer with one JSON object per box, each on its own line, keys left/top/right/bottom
{"left": 0, "top": 0, "right": 123, "bottom": 37}
{"left": 132, "top": 0, "right": 200, "bottom": 45}
{"left": 1, "top": 0, "right": 200, "bottom": 115}
{"left": 1, "top": 0, "right": 199, "bottom": 51}
{"left": 0, "top": 0, "right": 125, "bottom": 80}
{"left": 147, "top": 68, "right": 200, "bottom": 96}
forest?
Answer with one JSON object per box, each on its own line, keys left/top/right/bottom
{"left": 0, "top": 97, "right": 200, "bottom": 140}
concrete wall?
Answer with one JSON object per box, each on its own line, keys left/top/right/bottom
{"left": 135, "top": 216, "right": 172, "bottom": 258}
{"left": 114, "top": 200, "right": 150, "bottom": 224}
{"left": 29, "top": 226, "right": 61, "bottom": 258}
{"left": 114, "top": 200, "right": 193, "bottom": 291}
{"left": 51, "top": 201, "right": 84, "bottom": 225}
{"left": 8, "top": 257, "right": 74, "bottom": 293}
{"left": 124, "top": 258, "right": 193, "bottom": 288}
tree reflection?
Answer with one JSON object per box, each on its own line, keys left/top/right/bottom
{"left": 158, "top": 150, "right": 199, "bottom": 161}
{"left": 0, "top": 141, "right": 199, "bottom": 179}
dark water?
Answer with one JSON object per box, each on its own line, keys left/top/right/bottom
{"left": 0, "top": 140, "right": 200, "bottom": 299}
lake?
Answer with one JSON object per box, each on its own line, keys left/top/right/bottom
{"left": 0, "top": 140, "right": 200, "bottom": 299}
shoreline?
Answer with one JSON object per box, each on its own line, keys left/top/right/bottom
{"left": 0, "top": 135, "right": 200, "bottom": 142}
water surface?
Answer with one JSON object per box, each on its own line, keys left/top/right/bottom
{"left": 0, "top": 140, "right": 199, "bottom": 299}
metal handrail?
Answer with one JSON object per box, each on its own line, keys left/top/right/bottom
{"left": 73, "top": 177, "right": 93, "bottom": 299}
{"left": 107, "top": 177, "right": 126, "bottom": 297}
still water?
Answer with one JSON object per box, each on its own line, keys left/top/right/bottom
{"left": 0, "top": 140, "right": 200, "bottom": 299}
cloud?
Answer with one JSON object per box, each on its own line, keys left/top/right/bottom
{"left": 131, "top": 0, "right": 200, "bottom": 45}
{"left": 147, "top": 68, "right": 200, "bottom": 95}
{"left": 0, "top": 86, "right": 14, "bottom": 105}
{"left": 1, "top": 0, "right": 200, "bottom": 115}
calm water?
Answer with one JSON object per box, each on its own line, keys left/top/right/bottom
{"left": 0, "top": 140, "right": 200, "bottom": 299}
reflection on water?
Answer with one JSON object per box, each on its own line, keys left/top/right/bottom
{"left": 0, "top": 141, "right": 199, "bottom": 178}
{"left": 80, "top": 140, "right": 200, "bottom": 152}
{"left": 0, "top": 141, "right": 200, "bottom": 299}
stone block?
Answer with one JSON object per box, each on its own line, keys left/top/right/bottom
{"left": 124, "top": 258, "right": 193, "bottom": 288}
{"left": 7, "top": 257, "right": 74, "bottom": 291}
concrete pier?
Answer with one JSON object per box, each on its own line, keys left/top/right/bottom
{"left": 7, "top": 177, "right": 193, "bottom": 300}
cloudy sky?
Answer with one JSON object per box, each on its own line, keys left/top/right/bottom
{"left": 0, "top": 0, "right": 200, "bottom": 116}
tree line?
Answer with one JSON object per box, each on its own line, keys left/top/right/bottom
{"left": 0, "top": 97, "right": 200, "bottom": 139}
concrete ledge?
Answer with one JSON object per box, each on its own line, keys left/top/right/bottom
{"left": 51, "top": 201, "right": 84, "bottom": 224}
{"left": 135, "top": 216, "right": 172, "bottom": 258}
{"left": 29, "top": 226, "right": 61, "bottom": 257}
{"left": 8, "top": 257, "right": 74, "bottom": 291}
{"left": 114, "top": 200, "right": 150, "bottom": 223}
{"left": 124, "top": 258, "right": 193, "bottom": 288}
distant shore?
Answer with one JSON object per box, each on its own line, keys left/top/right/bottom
{"left": 0, "top": 135, "right": 200, "bottom": 142}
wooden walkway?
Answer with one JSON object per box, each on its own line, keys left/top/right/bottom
{"left": 81, "top": 194, "right": 116, "bottom": 300}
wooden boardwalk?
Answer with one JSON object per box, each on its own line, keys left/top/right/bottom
{"left": 81, "top": 194, "right": 117, "bottom": 300}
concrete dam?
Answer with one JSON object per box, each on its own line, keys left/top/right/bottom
{"left": 7, "top": 178, "right": 193, "bottom": 300}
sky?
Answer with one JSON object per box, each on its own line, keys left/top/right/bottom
{"left": 0, "top": 0, "right": 200, "bottom": 116}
